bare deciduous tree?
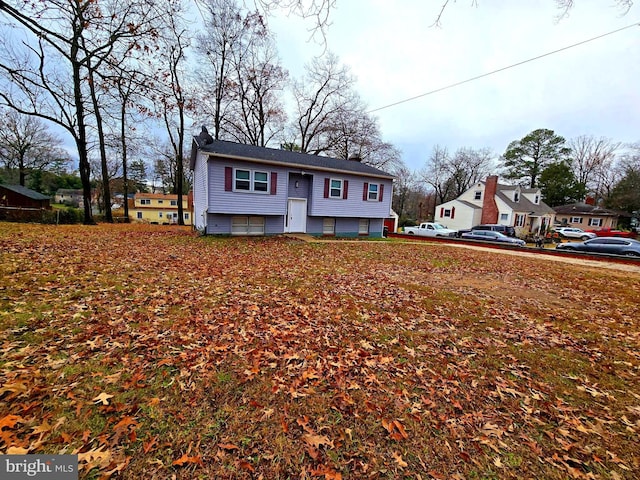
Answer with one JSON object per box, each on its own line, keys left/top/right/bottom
{"left": 0, "top": 109, "right": 70, "bottom": 186}
{"left": 448, "top": 147, "right": 495, "bottom": 197}
{"left": 290, "top": 52, "right": 356, "bottom": 155}
{"left": 421, "top": 145, "right": 453, "bottom": 207}
{"left": 153, "top": 0, "right": 192, "bottom": 225}
{"left": 569, "top": 135, "right": 620, "bottom": 202}
{"left": 0, "top": 0, "right": 164, "bottom": 223}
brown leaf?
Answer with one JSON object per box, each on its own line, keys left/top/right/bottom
{"left": 217, "top": 443, "right": 240, "bottom": 451}
{"left": 92, "top": 392, "right": 114, "bottom": 405}
{"left": 302, "top": 433, "right": 334, "bottom": 449}
{"left": 0, "top": 415, "right": 23, "bottom": 430}
{"left": 392, "top": 451, "right": 408, "bottom": 468}
{"left": 172, "top": 453, "right": 203, "bottom": 466}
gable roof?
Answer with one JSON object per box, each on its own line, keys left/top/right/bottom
{"left": 192, "top": 139, "right": 394, "bottom": 180}
{"left": 1, "top": 184, "right": 51, "bottom": 201}
{"left": 135, "top": 193, "right": 181, "bottom": 200}
{"left": 553, "top": 203, "right": 619, "bottom": 216}
{"left": 495, "top": 186, "right": 554, "bottom": 215}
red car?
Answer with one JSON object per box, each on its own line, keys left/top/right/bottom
{"left": 586, "top": 227, "right": 638, "bottom": 239}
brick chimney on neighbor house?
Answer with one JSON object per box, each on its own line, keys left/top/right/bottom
{"left": 480, "top": 175, "right": 499, "bottom": 224}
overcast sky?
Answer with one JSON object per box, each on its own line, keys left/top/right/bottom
{"left": 268, "top": 1, "right": 639, "bottom": 172}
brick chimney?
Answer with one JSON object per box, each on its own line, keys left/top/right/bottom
{"left": 480, "top": 175, "right": 499, "bottom": 224}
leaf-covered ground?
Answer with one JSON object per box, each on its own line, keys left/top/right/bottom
{"left": 1, "top": 223, "right": 639, "bottom": 479}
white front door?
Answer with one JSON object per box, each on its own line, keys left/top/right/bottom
{"left": 287, "top": 199, "right": 307, "bottom": 233}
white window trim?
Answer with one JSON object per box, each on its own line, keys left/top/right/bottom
{"left": 329, "top": 178, "right": 343, "bottom": 199}
{"left": 234, "top": 168, "right": 270, "bottom": 194}
{"left": 367, "top": 183, "right": 379, "bottom": 201}
{"left": 589, "top": 218, "right": 603, "bottom": 227}
{"left": 570, "top": 216, "right": 582, "bottom": 224}
{"left": 474, "top": 191, "right": 482, "bottom": 200}
{"left": 443, "top": 209, "right": 451, "bottom": 218}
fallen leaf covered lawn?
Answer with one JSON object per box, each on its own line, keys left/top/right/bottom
{"left": 1, "top": 223, "right": 639, "bottom": 479}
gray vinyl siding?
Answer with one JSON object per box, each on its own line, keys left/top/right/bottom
{"left": 307, "top": 217, "right": 384, "bottom": 237}
{"left": 308, "top": 174, "right": 392, "bottom": 218}
{"left": 288, "top": 173, "right": 311, "bottom": 199}
{"left": 193, "top": 153, "right": 209, "bottom": 230}
{"left": 208, "top": 159, "right": 287, "bottom": 215}
{"left": 206, "top": 214, "right": 284, "bottom": 235}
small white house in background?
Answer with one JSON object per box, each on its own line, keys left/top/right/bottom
{"left": 435, "top": 175, "right": 555, "bottom": 236}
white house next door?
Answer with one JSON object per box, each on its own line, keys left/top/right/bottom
{"left": 287, "top": 198, "right": 307, "bottom": 233}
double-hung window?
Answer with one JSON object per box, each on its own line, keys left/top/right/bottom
{"left": 367, "top": 183, "right": 379, "bottom": 201}
{"left": 589, "top": 218, "right": 603, "bottom": 227}
{"left": 234, "top": 169, "right": 269, "bottom": 193}
{"left": 235, "top": 169, "right": 251, "bottom": 191}
{"left": 515, "top": 214, "right": 526, "bottom": 227}
{"left": 253, "top": 172, "right": 268, "bottom": 192}
{"left": 329, "top": 179, "right": 343, "bottom": 198}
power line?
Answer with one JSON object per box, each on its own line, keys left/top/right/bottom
{"left": 368, "top": 22, "right": 640, "bottom": 114}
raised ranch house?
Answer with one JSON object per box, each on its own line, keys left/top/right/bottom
{"left": 553, "top": 203, "right": 619, "bottom": 230}
{"left": 129, "top": 193, "right": 192, "bottom": 226}
{"left": 434, "top": 175, "right": 555, "bottom": 236}
{"left": 190, "top": 133, "right": 394, "bottom": 237}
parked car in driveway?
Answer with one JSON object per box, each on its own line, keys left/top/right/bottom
{"left": 460, "top": 230, "right": 526, "bottom": 246}
{"left": 555, "top": 227, "right": 597, "bottom": 240}
{"left": 403, "top": 222, "right": 457, "bottom": 237}
{"left": 556, "top": 237, "right": 640, "bottom": 257}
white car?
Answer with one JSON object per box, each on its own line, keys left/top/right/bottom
{"left": 555, "top": 227, "right": 597, "bottom": 240}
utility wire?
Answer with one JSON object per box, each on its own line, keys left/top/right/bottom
{"left": 368, "top": 22, "right": 640, "bottom": 114}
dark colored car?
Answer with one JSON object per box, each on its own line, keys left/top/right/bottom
{"left": 556, "top": 237, "right": 640, "bottom": 257}
{"left": 459, "top": 224, "right": 516, "bottom": 238}
{"left": 460, "top": 230, "right": 525, "bottom": 246}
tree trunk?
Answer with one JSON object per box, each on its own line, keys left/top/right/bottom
{"left": 72, "top": 35, "right": 94, "bottom": 225}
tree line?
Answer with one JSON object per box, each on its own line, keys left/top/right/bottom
{"left": 0, "top": 0, "right": 402, "bottom": 225}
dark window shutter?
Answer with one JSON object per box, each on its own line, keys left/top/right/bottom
{"left": 224, "top": 167, "right": 232, "bottom": 191}
{"left": 379, "top": 184, "right": 384, "bottom": 202}
{"left": 440, "top": 207, "right": 444, "bottom": 217}
{"left": 343, "top": 180, "right": 349, "bottom": 199}
{"left": 324, "top": 178, "right": 329, "bottom": 198}
{"left": 363, "top": 182, "right": 368, "bottom": 201}
{"left": 270, "top": 172, "right": 277, "bottom": 195}
{"left": 451, "top": 206, "right": 455, "bottom": 219}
